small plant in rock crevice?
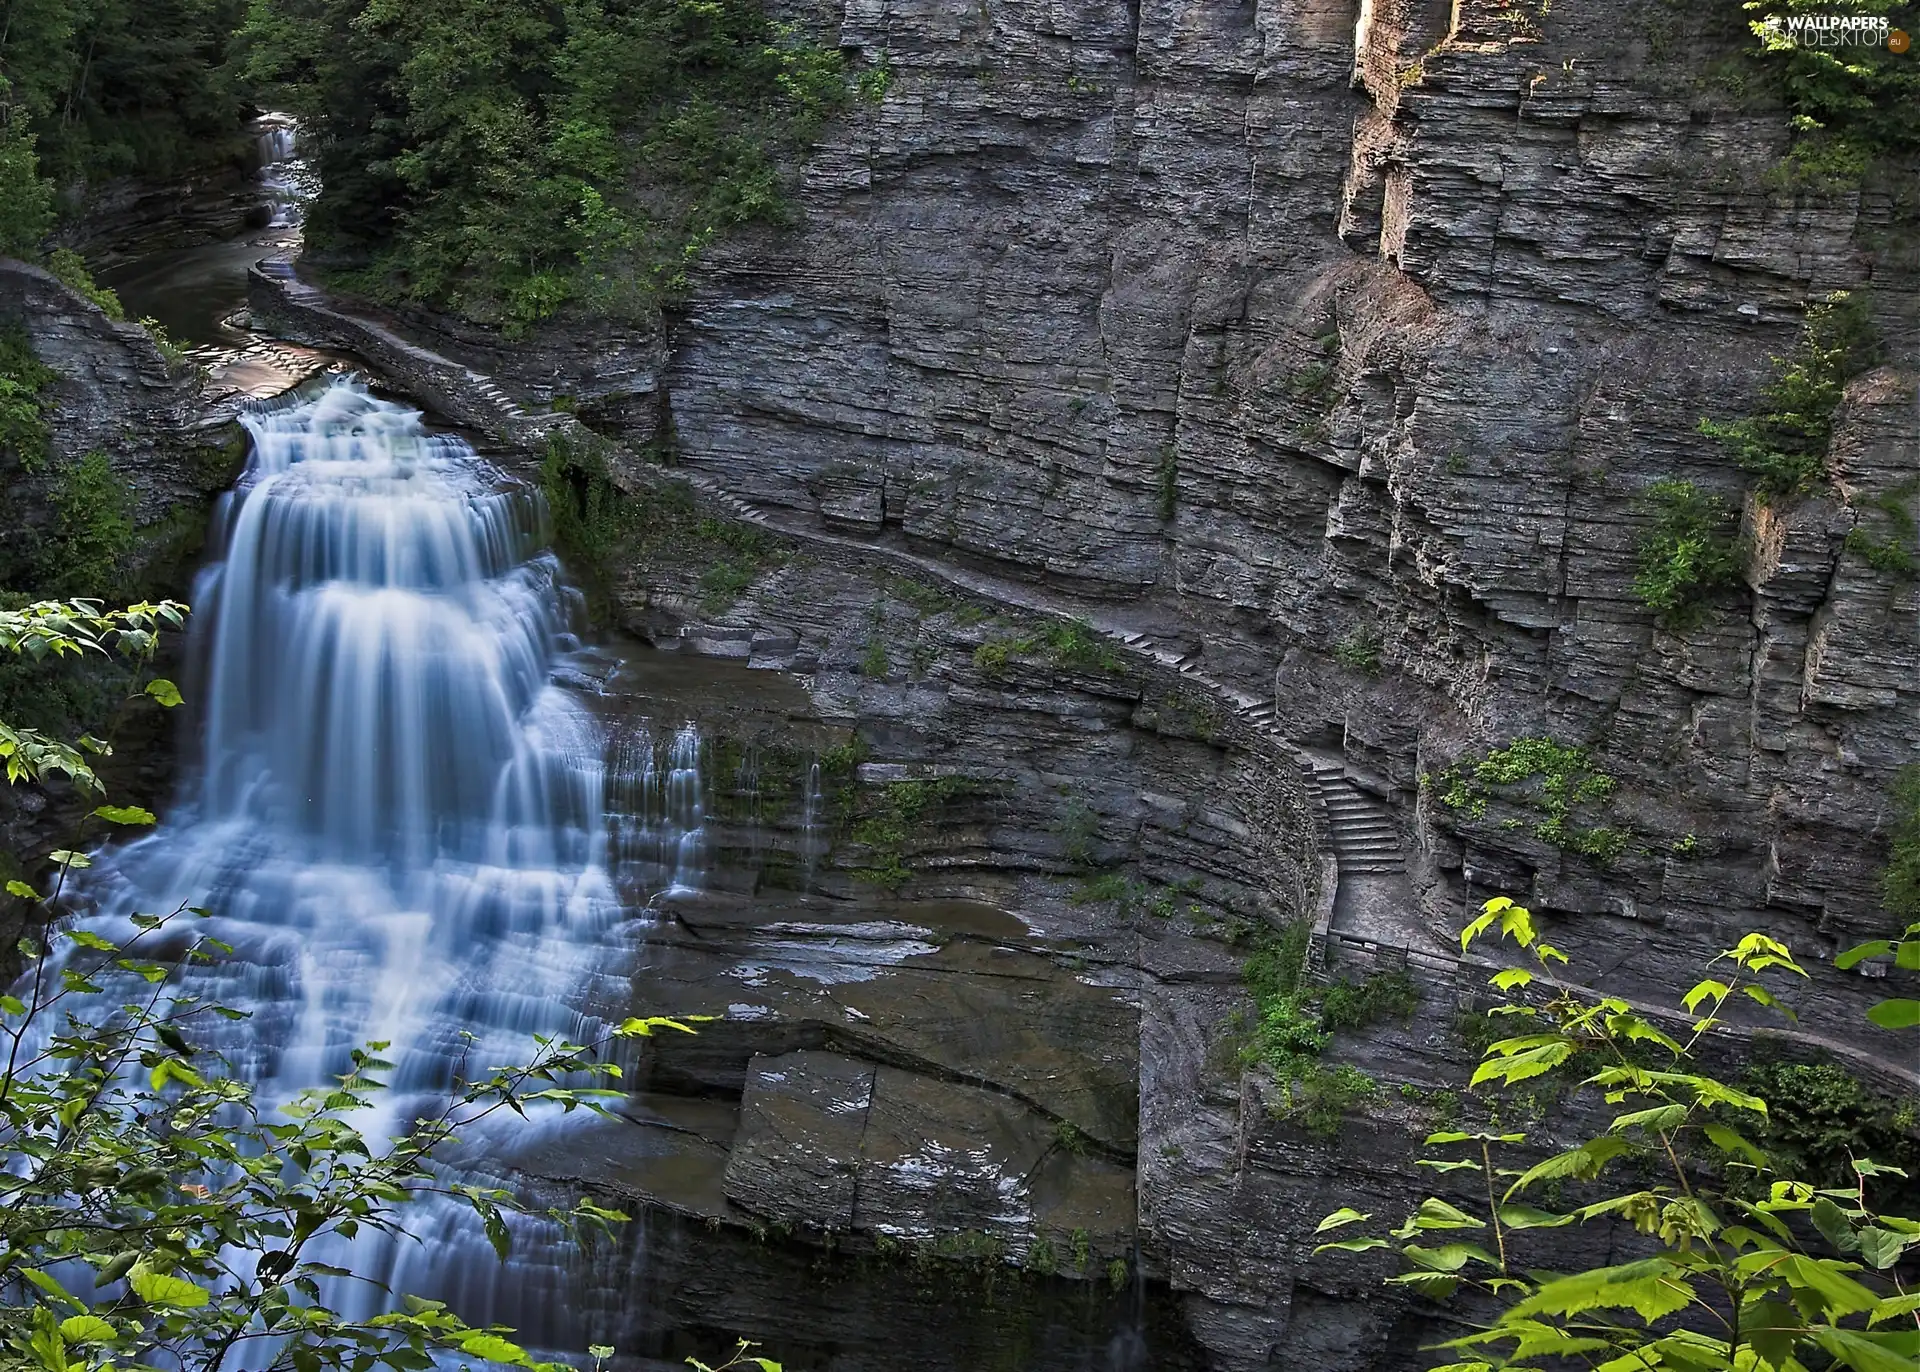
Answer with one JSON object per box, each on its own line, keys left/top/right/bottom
{"left": 1333, "top": 627, "right": 1383, "bottom": 676}
{"left": 1632, "top": 478, "right": 1745, "bottom": 626}
{"left": 1699, "top": 290, "right": 1878, "bottom": 503}
{"left": 1427, "top": 736, "right": 1629, "bottom": 863}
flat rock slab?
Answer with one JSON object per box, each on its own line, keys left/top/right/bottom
{"left": 724, "top": 1049, "right": 1135, "bottom": 1259}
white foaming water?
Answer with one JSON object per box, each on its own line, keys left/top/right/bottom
{"left": 256, "top": 119, "right": 313, "bottom": 229}
{"left": 63, "top": 377, "right": 670, "bottom": 1340}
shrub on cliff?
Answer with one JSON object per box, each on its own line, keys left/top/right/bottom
{"left": 1700, "top": 291, "right": 1879, "bottom": 502}
{"left": 240, "top": 0, "right": 878, "bottom": 333}
{"left": 1632, "top": 478, "right": 1745, "bottom": 626}
{"left": 1884, "top": 765, "right": 1920, "bottom": 925}
{"left": 1317, "top": 898, "right": 1920, "bottom": 1371}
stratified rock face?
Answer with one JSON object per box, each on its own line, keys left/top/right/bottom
{"left": 0, "top": 258, "right": 237, "bottom": 593}
{"left": 624, "top": 0, "right": 1918, "bottom": 976}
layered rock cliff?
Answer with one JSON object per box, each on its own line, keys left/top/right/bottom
{"left": 240, "top": 1, "right": 1920, "bottom": 1365}
{"left": 380, "top": 0, "right": 1920, "bottom": 1006}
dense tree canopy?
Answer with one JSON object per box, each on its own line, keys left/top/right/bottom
{"left": 239, "top": 0, "right": 868, "bottom": 332}
{"left": 0, "top": 0, "right": 252, "bottom": 242}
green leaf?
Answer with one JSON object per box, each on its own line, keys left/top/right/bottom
{"left": 1411, "top": 1197, "right": 1484, "bottom": 1231}
{"left": 5, "top": 880, "right": 37, "bottom": 900}
{"left": 456, "top": 1334, "right": 531, "bottom": 1366}
{"left": 1812, "top": 1197, "right": 1861, "bottom": 1254}
{"left": 1609, "top": 1103, "right": 1689, "bottom": 1134}
{"left": 1313, "top": 1236, "right": 1390, "bottom": 1254}
{"left": 21, "top": 1269, "right": 80, "bottom": 1309}
{"left": 1682, "top": 979, "right": 1729, "bottom": 1012}
{"left": 1504, "top": 1136, "right": 1630, "bottom": 1200}
{"left": 1870, "top": 1293, "right": 1920, "bottom": 1326}
{"left": 1509, "top": 1257, "right": 1696, "bottom": 1324}
{"left": 1497, "top": 1204, "right": 1575, "bottom": 1230}
{"left": 128, "top": 1265, "right": 210, "bottom": 1309}
{"left": 1490, "top": 967, "right": 1532, "bottom": 991}
{"left": 92, "top": 805, "right": 155, "bottom": 826}
{"left": 1835, "top": 939, "right": 1891, "bottom": 970}
{"left": 46, "top": 850, "right": 90, "bottom": 870}
{"left": 1866, "top": 998, "right": 1920, "bottom": 1030}
{"left": 1742, "top": 1298, "right": 1801, "bottom": 1369}
{"left": 144, "top": 678, "right": 183, "bottom": 707}
{"left": 1703, "top": 1123, "right": 1767, "bottom": 1167}
{"left": 1315, "top": 1208, "right": 1369, "bottom": 1233}
{"left": 57, "top": 1316, "right": 116, "bottom": 1345}
{"left": 1778, "top": 1254, "right": 1881, "bottom": 1318}
{"left": 1858, "top": 1226, "right": 1911, "bottom": 1270}
{"left": 1813, "top": 1326, "right": 1918, "bottom": 1372}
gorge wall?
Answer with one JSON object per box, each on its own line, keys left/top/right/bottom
{"left": 399, "top": 0, "right": 1920, "bottom": 1018}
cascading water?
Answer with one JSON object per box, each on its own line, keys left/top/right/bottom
{"left": 65, "top": 376, "right": 675, "bottom": 1343}
{"left": 257, "top": 118, "right": 314, "bottom": 230}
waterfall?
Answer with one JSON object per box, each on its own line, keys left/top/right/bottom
{"left": 256, "top": 117, "right": 313, "bottom": 229}
{"left": 60, "top": 376, "right": 653, "bottom": 1340}
{"left": 800, "top": 760, "right": 826, "bottom": 887}
{"left": 608, "top": 722, "right": 708, "bottom": 900}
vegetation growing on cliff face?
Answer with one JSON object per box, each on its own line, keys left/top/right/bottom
{"left": 1237, "top": 923, "right": 1422, "bottom": 1138}
{"left": 539, "top": 428, "right": 778, "bottom": 618}
{"left": 1317, "top": 898, "right": 1920, "bottom": 1372}
{"left": 1428, "top": 738, "right": 1629, "bottom": 863}
{"left": 241, "top": 0, "right": 872, "bottom": 332}
{"left": 1700, "top": 291, "right": 1879, "bottom": 502}
{"left": 1632, "top": 478, "right": 1746, "bottom": 625}
{"left": 0, "top": 327, "right": 56, "bottom": 472}
{"left": 1883, "top": 766, "right": 1920, "bottom": 924}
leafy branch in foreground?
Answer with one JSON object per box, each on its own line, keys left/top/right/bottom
{"left": 0, "top": 895, "right": 697, "bottom": 1372}
{"left": 1317, "top": 896, "right": 1920, "bottom": 1372}
{"left": 0, "top": 597, "right": 732, "bottom": 1372}
{"left": 0, "top": 598, "right": 187, "bottom": 793}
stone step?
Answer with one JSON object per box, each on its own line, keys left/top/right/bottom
{"left": 1340, "top": 859, "right": 1408, "bottom": 874}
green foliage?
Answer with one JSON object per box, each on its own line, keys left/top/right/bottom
{"left": 1843, "top": 488, "right": 1918, "bottom": 578}
{"left": 1320, "top": 896, "right": 1920, "bottom": 1371}
{"left": 973, "top": 618, "right": 1122, "bottom": 679}
{"left": 1237, "top": 926, "right": 1417, "bottom": 1138}
{"left": 0, "top": 0, "right": 251, "bottom": 227}
{"left": 45, "top": 250, "right": 125, "bottom": 322}
{"left": 1155, "top": 447, "right": 1178, "bottom": 523}
{"left": 1746, "top": 1, "right": 1920, "bottom": 183}
{"left": 0, "top": 123, "right": 54, "bottom": 256}
{"left": 850, "top": 776, "right": 988, "bottom": 888}
{"left": 1429, "top": 737, "right": 1627, "bottom": 861}
{"left": 859, "top": 632, "right": 890, "bottom": 679}
{"left": 539, "top": 431, "right": 776, "bottom": 618}
{"left": 1742, "top": 1059, "right": 1920, "bottom": 1206}
{"left": 0, "top": 598, "right": 185, "bottom": 792}
{"left": 1632, "top": 479, "right": 1744, "bottom": 624}
{"left": 1880, "top": 766, "right": 1920, "bottom": 923}
{"left": 1054, "top": 794, "right": 1100, "bottom": 869}
{"left": 243, "top": 0, "right": 865, "bottom": 331}
{"left": 1700, "top": 291, "right": 1879, "bottom": 502}
{"left": 45, "top": 452, "right": 136, "bottom": 599}
{"left": 0, "top": 326, "right": 56, "bottom": 473}
{"left": 1321, "top": 965, "right": 1421, "bottom": 1031}
{"left": 1333, "top": 627, "right": 1382, "bottom": 675}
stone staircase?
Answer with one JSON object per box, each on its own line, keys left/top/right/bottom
{"left": 1303, "top": 756, "right": 1406, "bottom": 877}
